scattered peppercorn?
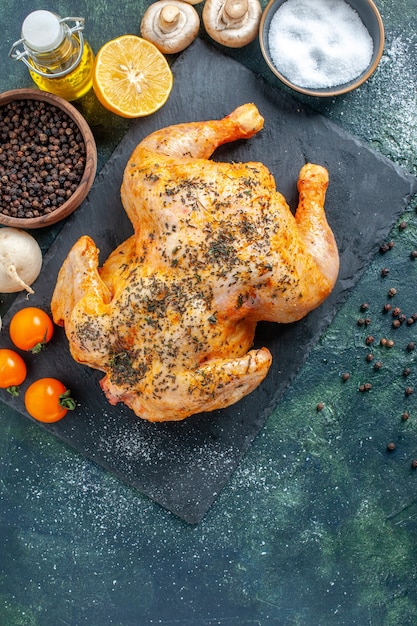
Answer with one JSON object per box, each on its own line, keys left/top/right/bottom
{"left": 386, "top": 339, "right": 395, "bottom": 348}
{"left": 373, "top": 360, "right": 383, "bottom": 370}
{"left": 405, "top": 387, "right": 414, "bottom": 396}
{"left": 365, "top": 335, "right": 374, "bottom": 345}
{"left": 388, "top": 287, "right": 397, "bottom": 297}
{"left": 392, "top": 319, "right": 402, "bottom": 329}
{"left": 380, "top": 337, "right": 387, "bottom": 346}
{"left": 366, "top": 353, "right": 374, "bottom": 362}
{"left": 0, "top": 99, "right": 86, "bottom": 219}
{"left": 403, "top": 367, "right": 411, "bottom": 377}
{"left": 401, "top": 412, "right": 410, "bottom": 421}
{"left": 360, "top": 303, "right": 369, "bottom": 311}
{"left": 392, "top": 307, "right": 401, "bottom": 317}
{"left": 379, "top": 242, "right": 394, "bottom": 253}
{"left": 410, "top": 250, "right": 417, "bottom": 259}
{"left": 341, "top": 372, "right": 350, "bottom": 382}
{"left": 399, "top": 221, "right": 407, "bottom": 230}
{"left": 359, "top": 383, "right": 372, "bottom": 392}
{"left": 316, "top": 402, "right": 325, "bottom": 411}
{"left": 387, "top": 442, "right": 396, "bottom": 451}
{"left": 407, "top": 342, "right": 416, "bottom": 352}
{"left": 381, "top": 267, "right": 390, "bottom": 277}
{"left": 383, "top": 303, "right": 392, "bottom": 313}
{"left": 411, "top": 460, "right": 417, "bottom": 469}
{"left": 406, "top": 317, "right": 415, "bottom": 326}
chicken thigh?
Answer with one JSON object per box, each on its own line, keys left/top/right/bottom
{"left": 51, "top": 103, "right": 339, "bottom": 422}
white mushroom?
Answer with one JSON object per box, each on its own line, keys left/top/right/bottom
{"left": 140, "top": 0, "right": 200, "bottom": 54}
{"left": 0, "top": 227, "right": 43, "bottom": 294}
{"left": 202, "top": 0, "right": 262, "bottom": 48}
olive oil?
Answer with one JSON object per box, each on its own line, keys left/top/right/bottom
{"left": 10, "top": 11, "right": 94, "bottom": 101}
{"left": 27, "top": 38, "right": 95, "bottom": 101}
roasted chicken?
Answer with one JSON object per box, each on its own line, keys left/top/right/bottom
{"left": 51, "top": 103, "right": 339, "bottom": 422}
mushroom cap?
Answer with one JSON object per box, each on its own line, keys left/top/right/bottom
{"left": 140, "top": 0, "right": 200, "bottom": 54}
{"left": 202, "top": 0, "right": 262, "bottom": 48}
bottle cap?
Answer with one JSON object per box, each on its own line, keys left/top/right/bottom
{"left": 21, "top": 10, "right": 64, "bottom": 53}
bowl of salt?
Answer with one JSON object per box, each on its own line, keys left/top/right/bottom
{"left": 259, "top": 0, "right": 384, "bottom": 97}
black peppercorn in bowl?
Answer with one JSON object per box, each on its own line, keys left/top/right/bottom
{"left": 0, "top": 88, "right": 97, "bottom": 228}
{"left": 259, "top": 0, "right": 384, "bottom": 97}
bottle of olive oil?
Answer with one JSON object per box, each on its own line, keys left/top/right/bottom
{"left": 9, "top": 10, "right": 94, "bottom": 101}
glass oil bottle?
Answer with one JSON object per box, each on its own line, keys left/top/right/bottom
{"left": 9, "top": 10, "right": 95, "bottom": 101}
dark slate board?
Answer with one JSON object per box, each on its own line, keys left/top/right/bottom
{"left": 1, "top": 39, "right": 417, "bottom": 524}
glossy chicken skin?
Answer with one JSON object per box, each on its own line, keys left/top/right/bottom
{"left": 51, "top": 104, "right": 339, "bottom": 422}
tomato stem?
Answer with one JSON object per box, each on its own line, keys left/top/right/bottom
{"left": 59, "top": 389, "right": 76, "bottom": 411}
{"left": 30, "top": 341, "right": 45, "bottom": 354}
{"left": 6, "top": 385, "right": 20, "bottom": 397}
{"left": 30, "top": 331, "right": 49, "bottom": 354}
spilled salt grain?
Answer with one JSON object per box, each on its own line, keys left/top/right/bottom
{"left": 268, "top": 0, "right": 374, "bottom": 89}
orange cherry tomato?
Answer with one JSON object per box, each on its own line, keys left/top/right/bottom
{"left": 24, "top": 377, "right": 76, "bottom": 423}
{"left": 9, "top": 307, "right": 54, "bottom": 353}
{"left": 0, "top": 348, "right": 27, "bottom": 395}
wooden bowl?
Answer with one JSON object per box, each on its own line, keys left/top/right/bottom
{"left": 0, "top": 88, "right": 97, "bottom": 228}
{"left": 259, "top": 0, "right": 384, "bottom": 97}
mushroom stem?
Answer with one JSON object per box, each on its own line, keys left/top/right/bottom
{"left": 202, "top": 0, "right": 261, "bottom": 47}
{"left": 224, "top": 0, "right": 248, "bottom": 20}
{"left": 141, "top": 0, "right": 200, "bottom": 54}
{"left": 6, "top": 263, "right": 34, "bottom": 294}
{"left": 159, "top": 5, "right": 181, "bottom": 32}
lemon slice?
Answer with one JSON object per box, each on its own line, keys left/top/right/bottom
{"left": 93, "top": 35, "right": 173, "bottom": 118}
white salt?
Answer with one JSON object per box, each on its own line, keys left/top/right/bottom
{"left": 268, "top": 0, "right": 374, "bottom": 89}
